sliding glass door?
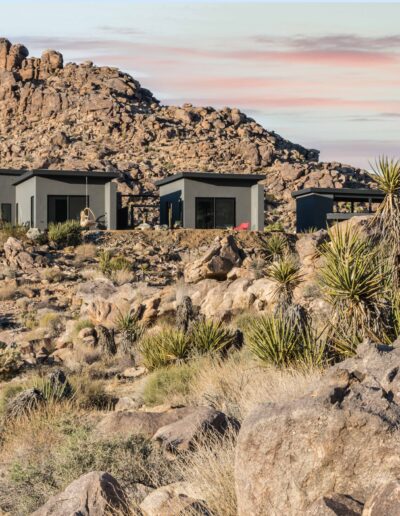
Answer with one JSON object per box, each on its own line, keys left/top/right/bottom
{"left": 195, "top": 197, "right": 235, "bottom": 229}
{"left": 48, "top": 196, "right": 88, "bottom": 224}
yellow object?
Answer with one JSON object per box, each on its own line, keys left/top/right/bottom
{"left": 80, "top": 207, "right": 96, "bottom": 228}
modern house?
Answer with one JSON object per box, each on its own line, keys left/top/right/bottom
{"left": 156, "top": 172, "right": 265, "bottom": 230}
{"left": 292, "top": 187, "right": 385, "bottom": 232}
{"left": 0, "top": 169, "right": 118, "bottom": 230}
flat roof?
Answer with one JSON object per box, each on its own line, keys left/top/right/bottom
{"left": 155, "top": 171, "right": 265, "bottom": 187}
{"left": 13, "top": 169, "right": 119, "bottom": 186}
{"left": 0, "top": 169, "right": 24, "bottom": 176}
{"left": 291, "top": 187, "right": 384, "bottom": 199}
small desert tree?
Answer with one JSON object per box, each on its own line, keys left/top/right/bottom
{"left": 368, "top": 156, "right": 400, "bottom": 284}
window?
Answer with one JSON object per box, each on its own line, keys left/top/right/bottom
{"left": 195, "top": 197, "right": 236, "bottom": 229}
{"left": 0, "top": 203, "right": 12, "bottom": 224}
{"left": 30, "top": 196, "right": 34, "bottom": 227}
{"left": 47, "top": 196, "right": 88, "bottom": 224}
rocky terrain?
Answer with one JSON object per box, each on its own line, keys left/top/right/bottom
{"left": 0, "top": 38, "right": 372, "bottom": 229}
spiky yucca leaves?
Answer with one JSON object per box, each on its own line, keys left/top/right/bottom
{"left": 114, "top": 309, "right": 146, "bottom": 358}
{"left": 139, "top": 328, "right": 190, "bottom": 370}
{"left": 246, "top": 314, "right": 327, "bottom": 368}
{"left": 318, "top": 224, "right": 390, "bottom": 338}
{"left": 260, "top": 233, "right": 288, "bottom": 262}
{"left": 368, "top": 156, "right": 400, "bottom": 282}
{"left": 267, "top": 255, "right": 303, "bottom": 307}
{"left": 189, "top": 319, "right": 236, "bottom": 355}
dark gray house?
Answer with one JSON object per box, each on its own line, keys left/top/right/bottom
{"left": 156, "top": 172, "right": 265, "bottom": 230}
{"left": 1, "top": 169, "right": 118, "bottom": 230}
{"left": 292, "top": 187, "right": 384, "bottom": 232}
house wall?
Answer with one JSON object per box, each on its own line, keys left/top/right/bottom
{"left": 182, "top": 178, "right": 262, "bottom": 229}
{"left": 159, "top": 178, "right": 184, "bottom": 226}
{"left": 251, "top": 184, "right": 264, "bottom": 231}
{"left": 295, "top": 193, "right": 334, "bottom": 232}
{"left": 15, "top": 176, "right": 116, "bottom": 230}
{"left": 15, "top": 176, "right": 37, "bottom": 226}
{"left": 0, "top": 172, "right": 20, "bottom": 224}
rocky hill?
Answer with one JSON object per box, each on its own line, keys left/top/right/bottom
{"left": 0, "top": 38, "right": 371, "bottom": 228}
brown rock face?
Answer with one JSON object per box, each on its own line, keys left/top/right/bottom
{"left": 235, "top": 342, "right": 400, "bottom": 515}
{"left": 363, "top": 481, "right": 400, "bottom": 516}
{"left": 31, "top": 471, "right": 129, "bottom": 516}
{"left": 0, "top": 38, "right": 371, "bottom": 230}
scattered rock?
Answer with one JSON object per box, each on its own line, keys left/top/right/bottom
{"left": 31, "top": 471, "right": 129, "bottom": 516}
{"left": 307, "top": 493, "right": 363, "bottom": 515}
{"left": 140, "top": 482, "right": 210, "bottom": 516}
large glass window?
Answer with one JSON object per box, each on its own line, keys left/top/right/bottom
{"left": 195, "top": 197, "right": 235, "bottom": 229}
{"left": 47, "top": 196, "right": 88, "bottom": 224}
{"left": 0, "top": 203, "right": 12, "bottom": 224}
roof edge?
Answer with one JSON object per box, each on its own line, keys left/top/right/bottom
{"left": 156, "top": 172, "right": 265, "bottom": 186}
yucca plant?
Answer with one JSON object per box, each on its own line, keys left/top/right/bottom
{"left": 368, "top": 156, "right": 400, "bottom": 284}
{"left": 246, "top": 314, "right": 302, "bottom": 367}
{"left": 318, "top": 224, "right": 390, "bottom": 338}
{"left": 139, "top": 328, "right": 190, "bottom": 370}
{"left": 267, "top": 255, "right": 303, "bottom": 307}
{"left": 260, "top": 233, "right": 288, "bottom": 262}
{"left": 98, "top": 250, "right": 131, "bottom": 277}
{"left": 114, "top": 309, "right": 146, "bottom": 357}
{"left": 189, "top": 319, "right": 236, "bottom": 355}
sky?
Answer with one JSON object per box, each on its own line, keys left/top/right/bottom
{"left": 1, "top": 1, "right": 400, "bottom": 169}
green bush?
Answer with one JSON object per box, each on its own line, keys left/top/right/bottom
{"left": 98, "top": 250, "right": 131, "bottom": 276}
{"left": 143, "top": 362, "right": 200, "bottom": 406}
{"left": 0, "top": 223, "right": 27, "bottom": 245}
{"left": 0, "top": 347, "right": 23, "bottom": 381}
{"left": 139, "top": 328, "right": 190, "bottom": 370}
{"left": 48, "top": 220, "right": 82, "bottom": 248}
{"left": 189, "top": 320, "right": 236, "bottom": 355}
{"left": 73, "top": 318, "right": 94, "bottom": 336}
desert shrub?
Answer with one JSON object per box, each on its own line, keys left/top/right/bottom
{"left": 48, "top": 220, "right": 82, "bottom": 248}
{"left": 69, "top": 374, "right": 115, "bottom": 410}
{"left": 73, "top": 318, "right": 94, "bottom": 336}
{"left": 111, "top": 268, "right": 135, "bottom": 285}
{"left": 0, "top": 223, "right": 27, "bottom": 245}
{"left": 261, "top": 233, "right": 288, "bottom": 261}
{"left": 189, "top": 319, "right": 236, "bottom": 355}
{"left": 139, "top": 328, "right": 190, "bottom": 370}
{"left": 38, "top": 312, "right": 64, "bottom": 335}
{"left": 74, "top": 243, "right": 97, "bottom": 263}
{"left": 41, "top": 267, "right": 64, "bottom": 283}
{"left": 143, "top": 361, "right": 201, "bottom": 406}
{"left": 0, "top": 281, "right": 18, "bottom": 300}
{"left": 0, "top": 405, "right": 180, "bottom": 514}
{"left": 0, "top": 384, "right": 25, "bottom": 416}
{"left": 264, "top": 222, "right": 285, "bottom": 232}
{"left": 98, "top": 250, "right": 131, "bottom": 277}
{"left": 0, "top": 347, "right": 23, "bottom": 381}
{"left": 318, "top": 224, "right": 390, "bottom": 339}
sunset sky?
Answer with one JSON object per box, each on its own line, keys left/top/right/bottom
{"left": 2, "top": 1, "right": 400, "bottom": 169}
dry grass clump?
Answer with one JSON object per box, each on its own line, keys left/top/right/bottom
{"left": 0, "top": 403, "right": 180, "bottom": 514}
{"left": 111, "top": 268, "right": 135, "bottom": 285}
{"left": 179, "top": 429, "right": 237, "bottom": 516}
{"left": 40, "top": 267, "right": 64, "bottom": 283}
{"left": 74, "top": 243, "right": 97, "bottom": 264}
{"left": 0, "top": 281, "right": 18, "bottom": 300}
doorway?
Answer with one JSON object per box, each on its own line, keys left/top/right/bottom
{"left": 195, "top": 197, "right": 235, "bottom": 229}
{"left": 48, "top": 195, "right": 88, "bottom": 224}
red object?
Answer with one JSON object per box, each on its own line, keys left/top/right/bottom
{"left": 234, "top": 222, "right": 250, "bottom": 230}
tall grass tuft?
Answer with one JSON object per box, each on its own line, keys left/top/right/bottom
{"left": 189, "top": 319, "right": 236, "bottom": 355}
{"left": 139, "top": 328, "right": 190, "bottom": 370}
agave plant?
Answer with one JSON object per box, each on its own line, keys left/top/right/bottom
{"left": 267, "top": 255, "right": 303, "bottom": 307}
{"left": 318, "top": 224, "right": 390, "bottom": 337}
{"left": 189, "top": 319, "right": 236, "bottom": 355}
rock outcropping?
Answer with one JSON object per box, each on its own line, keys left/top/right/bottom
{"left": 0, "top": 38, "right": 371, "bottom": 229}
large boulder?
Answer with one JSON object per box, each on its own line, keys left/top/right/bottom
{"left": 235, "top": 342, "right": 400, "bottom": 515}
{"left": 363, "top": 481, "right": 400, "bottom": 516}
{"left": 184, "top": 235, "right": 245, "bottom": 283}
{"left": 152, "top": 406, "right": 238, "bottom": 452}
{"left": 4, "top": 237, "right": 35, "bottom": 271}
{"left": 140, "top": 482, "right": 210, "bottom": 516}
{"left": 31, "top": 471, "right": 129, "bottom": 515}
